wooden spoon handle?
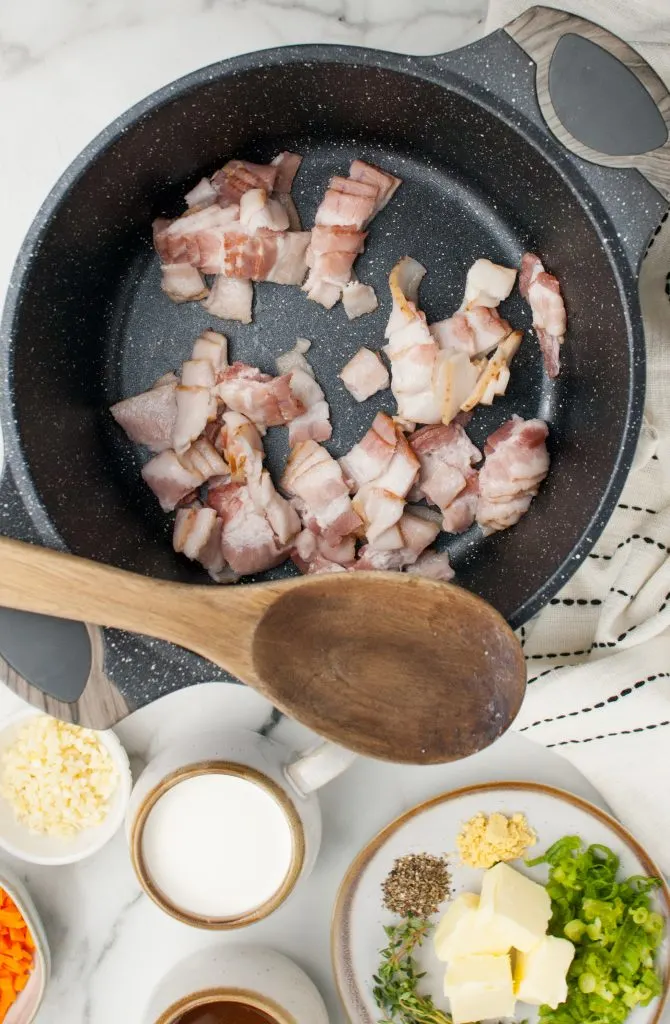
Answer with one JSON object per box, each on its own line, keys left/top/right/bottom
{"left": 0, "top": 536, "right": 194, "bottom": 640}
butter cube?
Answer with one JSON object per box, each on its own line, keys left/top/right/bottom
{"left": 435, "top": 893, "right": 511, "bottom": 960}
{"left": 445, "top": 954, "right": 516, "bottom": 1024}
{"left": 479, "top": 862, "right": 551, "bottom": 953}
{"left": 514, "top": 935, "right": 575, "bottom": 1009}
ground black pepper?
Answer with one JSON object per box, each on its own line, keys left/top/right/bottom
{"left": 381, "top": 852, "right": 451, "bottom": 917}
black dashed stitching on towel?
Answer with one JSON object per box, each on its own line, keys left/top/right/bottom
{"left": 589, "top": 535, "right": 667, "bottom": 559}
{"left": 548, "top": 720, "right": 670, "bottom": 746}
{"left": 520, "top": 673, "right": 670, "bottom": 729}
{"left": 525, "top": 649, "right": 590, "bottom": 660}
{"left": 617, "top": 503, "right": 658, "bottom": 514}
{"left": 549, "top": 598, "right": 602, "bottom": 606}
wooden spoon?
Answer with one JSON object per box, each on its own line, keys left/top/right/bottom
{"left": 0, "top": 537, "right": 525, "bottom": 764}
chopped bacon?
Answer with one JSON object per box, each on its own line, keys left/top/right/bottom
{"left": 339, "top": 412, "right": 398, "bottom": 491}
{"left": 185, "top": 177, "right": 218, "bottom": 209}
{"left": 352, "top": 426, "right": 419, "bottom": 543}
{"left": 218, "top": 411, "right": 265, "bottom": 483}
{"left": 406, "top": 549, "right": 455, "bottom": 581}
{"left": 111, "top": 382, "right": 177, "bottom": 453}
{"left": 160, "top": 264, "right": 208, "bottom": 303}
{"left": 181, "top": 359, "right": 215, "bottom": 388}
{"left": 191, "top": 330, "right": 228, "bottom": 372}
{"left": 460, "top": 330, "right": 523, "bottom": 412}
{"left": 276, "top": 337, "right": 313, "bottom": 378}
{"left": 281, "top": 440, "right": 362, "bottom": 546}
{"left": 142, "top": 438, "right": 227, "bottom": 512}
{"left": 172, "top": 384, "right": 217, "bottom": 455}
{"left": 202, "top": 275, "right": 253, "bottom": 323}
{"left": 211, "top": 159, "right": 278, "bottom": 207}
{"left": 410, "top": 423, "right": 481, "bottom": 534}
{"left": 219, "top": 230, "right": 311, "bottom": 283}
{"left": 206, "top": 480, "right": 289, "bottom": 575}
{"left": 385, "top": 259, "right": 485, "bottom": 426}
{"left": 153, "top": 205, "right": 240, "bottom": 266}
{"left": 173, "top": 505, "right": 219, "bottom": 561}
{"left": 287, "top": 369, "right": 332, "bottom": 446}
{"left": 339, "top": 348, "right": 389, "bottom": 403}
{"left": 441, "top": 474, "right": 480, "bottom": 534}
{"left": 271, "top": 152, "right": 303, "bottom": 194}
{"left": 249, "top": 469, "right": 301, "bottom": 546}
{"left": 239, "top": 188, "right": 290, "bottom": 233}
{"left": 342, "top": 280, "right": 378, "bottom": 320}
{"left": 217, "top": 363, "right": 305, "bottom": 429}
{"left": 349, "top": 160, "right": 402, "bottom": 219}
{"left": 305, "top": 161, "right": 401, "bottom": 309}
{"left": 291, "top": 528, "right": 355, "bottom": 575}
{"left": 476, "top": 415, "right": 550, "bottom": 535}
{"left": 430, "top": 306, "right": 513, "bottom": 357}
{"left": 519, "top": 252, "right": 567, "bottom": 378}
{"left": 460, "top": 258, "right": 517, "bottom": 310}
{"left": 356, "top": 511, "right": 439, "bottom": 570}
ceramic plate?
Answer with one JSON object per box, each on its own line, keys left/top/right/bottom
{"left": 332, "top": 781, "right": 670, "bottom": 1024}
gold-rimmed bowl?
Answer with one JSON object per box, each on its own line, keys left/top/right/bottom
{"left": 126, "top": 729, "right": 323, "bottom": 929}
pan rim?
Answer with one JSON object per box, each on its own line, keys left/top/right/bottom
{"left": 0, "top": 40, "right": 645, "bottom": 628}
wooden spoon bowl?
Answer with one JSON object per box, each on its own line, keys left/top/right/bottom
{"left": 0, "top": 538, "right": 526, "bottom": 764}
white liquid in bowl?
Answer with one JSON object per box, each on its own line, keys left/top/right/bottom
{"left": 140, "top": 773, "right": 295, "bottom": 918}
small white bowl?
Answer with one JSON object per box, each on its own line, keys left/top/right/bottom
{"left": 0, "top": 865, "right": 50, "bottom": 1024}
{"left": 0, "top": 709, "right": 132, "bottom": 865}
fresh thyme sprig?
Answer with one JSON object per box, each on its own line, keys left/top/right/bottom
{"left": 373, "top": 916, "right": 453, "bottom": 1024}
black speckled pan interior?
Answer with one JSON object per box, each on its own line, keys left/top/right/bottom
{"left": 0, "top": 31, "right": 668, "bottom": 704}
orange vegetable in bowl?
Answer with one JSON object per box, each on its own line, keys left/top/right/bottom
{"left": 0, "top": 889, "right": 34, "bottom": 1020}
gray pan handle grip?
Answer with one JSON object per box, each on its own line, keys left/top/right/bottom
{"left": 0, "top": 470, "right": 131, "bottom": 729}
{"left": 0, "top": 618, "right": 131, "bottom": 730}
{"left": 506, "top": 6, "right": 670, "bottom": 200}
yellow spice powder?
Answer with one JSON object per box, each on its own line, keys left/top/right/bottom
{"left": 456, "top": 811, "right": 537, "bottom": 868}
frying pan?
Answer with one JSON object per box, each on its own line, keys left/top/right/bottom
{"left": 1, "top": 6, "right": 669, "bottom": 728}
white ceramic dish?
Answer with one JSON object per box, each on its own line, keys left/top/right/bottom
{"left": 0, "top": 864, "right": 50, "bottom": 1024}
{"left": 0, "top": 708, "right": 132, "bottom": 865}
{"left": 333, "top": 781, "right": 670, "bottom": 1024}
{"left": 143, "top": 944, "right": 329, "bottom": 1024}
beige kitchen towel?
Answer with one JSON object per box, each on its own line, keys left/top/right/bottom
{"left": 484, "top": 0, "right": 670, "bottom": 871}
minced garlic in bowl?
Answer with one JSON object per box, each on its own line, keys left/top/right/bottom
{"left": 0, "top": 715, "right": 120, "bottom": 837}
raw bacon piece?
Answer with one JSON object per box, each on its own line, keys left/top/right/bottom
{"left": 218, "top": 411, "right": 265, "bottom": 483}
{"left": 239, "top": 188, "right": 290, "bottom": 233}
{"left": 281, "top": 440, "right": 362, "bottom": 546}
{"left": 410, "top": 423, "right": 481, "bottom": 534}
{"left": 173, "top": 505, "right": 219, "bottom": 561}
{"left": 276, "top": 338, "right": 313, "bottom": 378}
{"left": 342, "top": 281, "right": 378, "bottom": 320}
{"left": 202, "top": 275, "right": 253, "bottom": 323}
{"left": 476, "top": 415, "right": 550, "bottom": 535}
{"left": 220, "top": 230, "right": 311, "bottom": 284}
{"left": 339, "top": 412, "right": 397, "bottom": 491}
{"left": 406, "top": 549, "right": 455, "bottom": 581}
{"left": 160, "top": 264, "right": 208, "bottom": 303}
{"left": 339, "top": 348, "right": 389, "bottom": 403}
{"left": 356, "top": 511, "right": 439, "bottom": 570}
{"left": 217, "top": 363, "right": 305, "bottom": 429}
{"left": 287, "top": 369, "right": 332, "bottom": 446}
{"left": 153, "top": 205, "right": 240, "bottom": 266}
{"left": 142, "top": 438, "right": 227, "bottom": 512}
{"left": 185, "top": 178, "right": 218, "bottom": 209}
{"left": 305, "top": 161, "right": 401, "bottom": 309}
{"left": 111, "top": 382, "right": 177, "bottom": 453}
{"left": 172, "top": 385, "right": 217, "bottom": 455}
{"left": 291, "top": 529, "right": 355, "bottom": 575}
{"left": 460, "top": 330, "right": 523, "bottom": 412}
{"left": 271, "top": 152, "right": 303, "bottom": 195}
{"left": 206, "top": 480, "right": 289, "bottom": 575}
{"left": 212, "top": 160, "right": 278, "bottom": 207}
{"left": 430, "top": 306, "right": 513, "bottom": 357}
{"left": 519, "top": 252, "right": 567, "bottom": 378}
{"left": 180, "top": 359, "right": 215, "bottom": 388}
{"left": 349, "top": 160, "right": 402, "bottom": 219}
{"left": 460, "top": 258, "right": 517, "bottom": 310}
{"left": 352, "top": 426, "right": 419, "bottom": 543}
{"left": 440, "top": 474, "right": 480, "bottom": 534}
{"left": 191, "top": 330, "right": 228, "bottom": 372}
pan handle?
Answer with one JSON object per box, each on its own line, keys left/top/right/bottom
{"left": 505, "top": 6, "right": 670, "bottom": 200}
{"left": 0, "top": 468, "right": 131, "bottom": 729}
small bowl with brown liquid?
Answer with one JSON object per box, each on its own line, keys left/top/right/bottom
{"left": 144, "top": 946, "right": 328, "bottom": 1024}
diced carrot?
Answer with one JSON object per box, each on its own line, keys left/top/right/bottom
{"left": 0, "top": 889, "right": 34, "bottom": 1022}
